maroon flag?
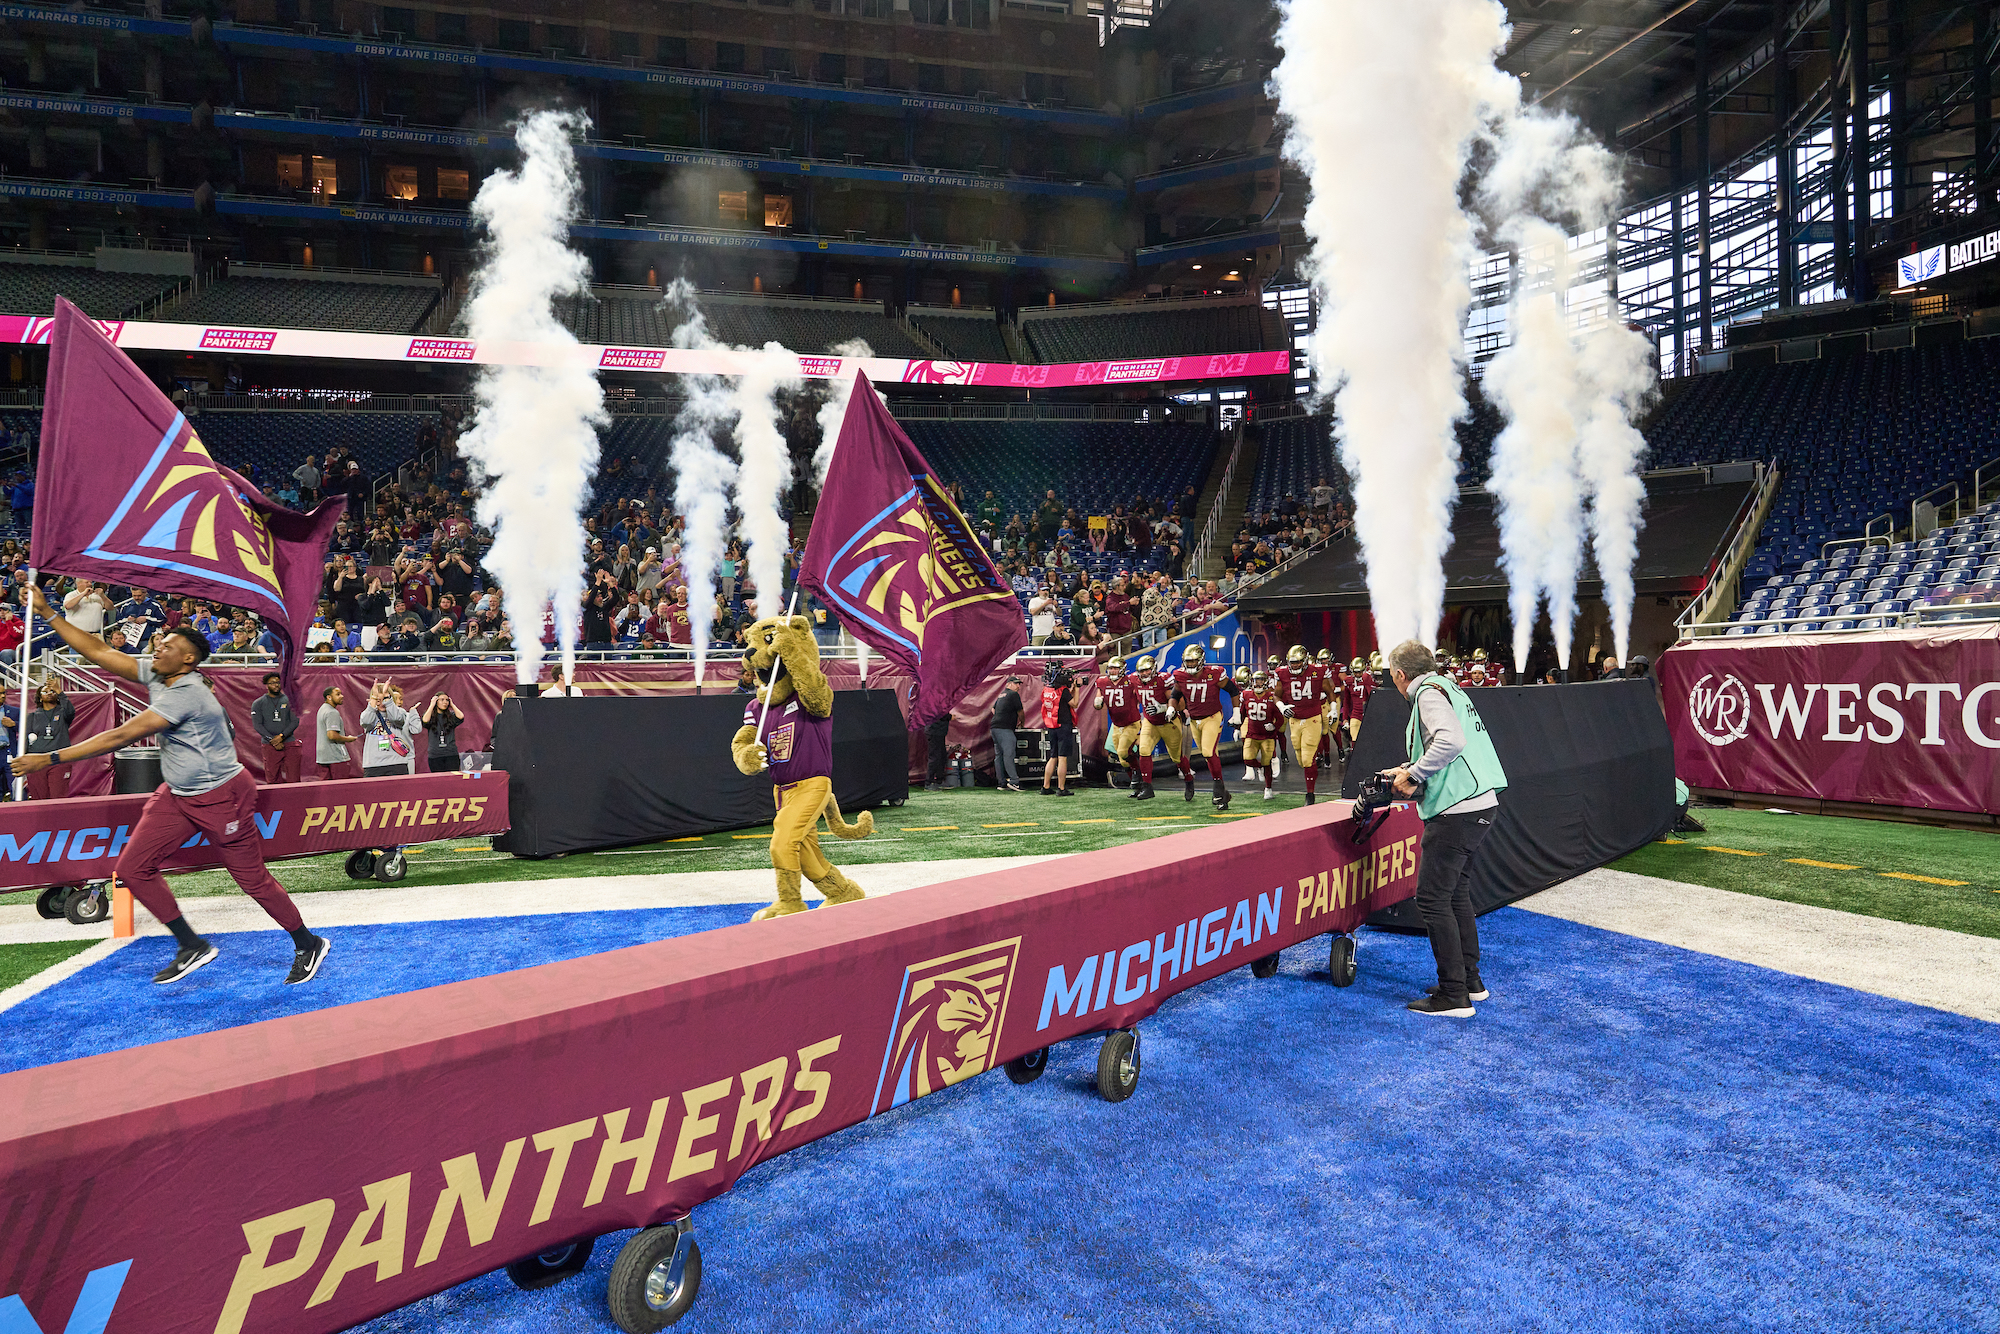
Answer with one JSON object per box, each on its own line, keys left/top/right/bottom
{"left": 31, "top": 297, "right": 342, "bottom": 693}
{"left": 800, "top": 373, "right": 1025, "bottom": 724}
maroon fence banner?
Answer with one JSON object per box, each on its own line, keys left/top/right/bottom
{"left": 0, "top": 772, "right": 508, "bottom": 893}
{"left": 1660, "top": 625, "right": 2000, "bottom": 814}
{"left": 0, "top": 800, "right": 1417, "bottom": 1334}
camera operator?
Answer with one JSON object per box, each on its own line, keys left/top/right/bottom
{"left": 1039, "top": 664, "right": 1080, "bottom": 797}
{"left": 1380, "top": 640, "right": 1510, "bottom": 1019}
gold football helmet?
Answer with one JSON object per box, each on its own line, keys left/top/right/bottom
{"left": 1181, "top": 643, "right": 1206, "bottom": 669}
{"left": 1286, "top": 644, "right": 1309, "bottom": 665}
{"left": 1233, "top": 665, "right": 1252, "bottom": 685}
{"left": 1315, "top": 648, "right": 1334, "bottom": 663}
{"left": 1348, "top": 657, "right": 1365, "bottom": 671}
{"left": 1367, "top": 650, "right": 1385, "bottom": 670}
{"left": 1103, "top": 657, "right": 1127, "bottom": 677}
{"left": 1250, "top": 668, "right": 1269, "bottom": 689}
{"left": 1136, "top": 655, "right": 1156, "bottom": 677}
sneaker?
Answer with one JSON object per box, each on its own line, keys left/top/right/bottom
{"left": 1126, "top": 781, "right": 1143, "bottom": 798}
{"left": 152, "top": 940, "right": 218, "bottom": 985}
{"left": 1183, "top": 776, "right": 1196, "bottom": 802}
{"left": 1304, "top": 792, "right": 1316, "bottom": 806}
{"left": 1056, "top": 787, "right": 1074, "bottom": 797}
{"left": 1212, "top": 781, "right": 1231, "bottom": 812}
{"left": 1263, "top": 788, "right": 1276, "bottom": 801}
{"left": 1405, "top": 993, "right": 1475, "bottom": 1017}
{"left": 1041, "top": 786, "right": 1055, "bottom": 795}
{"left": 1429, "top": 982, "right": 1490, "bottom": 1002}
{"left": 1239, "top": 768, "right": 1253, "bottom": 782}
{"left": 923, "top": 782, "right": 944, "bottom": 792}
{"left": 285, "top": 934, "right": 331, "bottom": 985}
{"left": 1134, "top": 783, "right": 1156, "bottom": 801}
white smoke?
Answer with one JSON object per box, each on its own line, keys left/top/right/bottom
{"left": 732, "top": 341, "right": 803, "bottom": 622}
{"left": 812, "top": 337, "right": 875, "bottom": 486}
{"left": 662, "top": 281, "right": 736, "bottom": 690}
{"left": 1271, "top": 0, "right": 1516, "bottom": 649}
{"left": 1576, "top": 321, "right": 1657, "bottom": 664}
{"left": 457, "top": 108, "right": 605, "bottom": 685}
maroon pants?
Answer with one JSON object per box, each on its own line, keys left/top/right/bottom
{"left": 316, "top": 760, "right": 350, "bottom": 782}
{"left": 115, "top": 768, "right": 303, "bottom": 933}
{"left": 23, "top": 765, "right": 69, "bottom": 801}
{"left": 261, "top": 736, "right": 303, "bottom": 785}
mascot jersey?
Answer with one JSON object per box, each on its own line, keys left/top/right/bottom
{"left": 743, "top": 697, "right": 834, "bottom": 785}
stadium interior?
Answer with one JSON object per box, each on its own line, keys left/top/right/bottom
{"left": 1, "top": 0, "right": 1997, "bottom": 1331}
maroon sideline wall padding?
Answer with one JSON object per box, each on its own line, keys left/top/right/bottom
{"left": 0, "top": 801, "right": 1418, "bottom": 1334}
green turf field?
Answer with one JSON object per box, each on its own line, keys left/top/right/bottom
{"left": 1611, "top": 807, "right": 2000, "bottom": 939}
{"left": 0, "top": 939, "right": 96, "bottom": 992}
{"left": 147, "top": 782, "right": 1304, "bottom": 899}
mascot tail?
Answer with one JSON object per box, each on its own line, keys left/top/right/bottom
{"left": 822, "top": 794, "right": 875, "bottom": 840}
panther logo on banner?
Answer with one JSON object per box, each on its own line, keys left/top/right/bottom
{"left": 822, "top": 474, "right": 1015, "bottom": 655}
{"left": 871, "top": 937, "right": 1022, "bottom": 1115}
{"left": 899, "top": 359, "right": 978, "bottom": 385}
{"left": 1687, "top": 672, "right": 1754, "bottom": 746}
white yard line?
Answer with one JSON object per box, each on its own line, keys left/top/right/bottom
{"left": 1514, "top": 866, "right": 2000, "bottom": 1024}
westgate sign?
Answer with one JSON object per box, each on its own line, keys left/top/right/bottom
{"left": 1661, "top": 627, "right": 2000, "bottom": 813}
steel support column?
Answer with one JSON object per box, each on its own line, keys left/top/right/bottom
{"left": 1696, "top": 22, "right": 1713, "bottom": 350}
{"left": 1774, "top": 3, "right": 1798, "bottom": 307}
{"left": 1830, "top": 0, "right": 1851, "bottom": 295}
{"left": 1850, "top": 0, "right": 1872, "bottom": 301}
{"left": 1979, "top": 6, "right": 1996, "bottom": 215}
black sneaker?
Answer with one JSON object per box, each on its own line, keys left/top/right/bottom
{"left": 1212, "top": 781, "right": 1231, "bottom": 811}
{"left": 1134, "top": 783, "right": 1156, "bottom": 801}
{"left": 152, "top": 940, "right": 218, "bottom": 985}
{"left": 1056, "top": 787, "right": 1074, "bottom": 797}
{"left": 1040, "top": 785, "right": 1056, "bottom": 795}
{"left": 1406, "top": 993, "right": 1475, "bottom": 1017}
{"left": 1183, "top": 776, "right": 1196, "bottom": 802}
{"left": 1304, "top": 792, "right": 1316, "bottom": 806}
{"left": 1429, "top": 982, "right": 1490, "bottom": 1002}
{"left": 1127, "top": 781, "right": 1144, "bottom": 798}
{"left": 285, "top": 934, "right": 331, "bottom": 985}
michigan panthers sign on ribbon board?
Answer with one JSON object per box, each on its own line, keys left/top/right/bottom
{"left": 799, "top": 372, "right": 1025, "bottom": 724}
{"left": 32, "top": 298, "right": 343, "bottom": 694}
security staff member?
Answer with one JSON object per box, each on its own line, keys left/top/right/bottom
{"left": 990, "top": 675, "right": 1024, "bottom": 792}
{"left": 251, "top": 671, "right": 302, "bottom": 784}
{"left": 1381, "top": 640, "right": 1509, "bottom": 1018}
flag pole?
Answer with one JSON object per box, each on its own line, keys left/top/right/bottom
{"left": 13, "top": 568, "right": 34, "bottom": 801}
{"left": 753, "top": 586, "right": 801, "bottom": 754}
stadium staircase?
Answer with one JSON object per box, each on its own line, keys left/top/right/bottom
{"left": 1198, "top": 427, "right": 1259, "bottom": 580}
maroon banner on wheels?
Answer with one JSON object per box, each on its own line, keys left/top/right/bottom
{"left": 0, "top": 771, "right": 509, "bottom": 893}
{"left": 0, "top": 801, "right": 1417, "bottom": 1334}
{"left": 1659, "top": 624, "right": 2000, "bottom": 815}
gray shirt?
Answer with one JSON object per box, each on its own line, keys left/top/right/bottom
{"left": 1406, "top": 674, "right": 1498, "bottom": 816}
{"left": 316, "top": 702, "right": 350, "bottom": 764}
{"left": 251, "top": 691, "right": 298, "bottom": 742}
{"left": 359, "top": 702, "right": 414, "bottom": 772}
{"left": 136, "top": 660, "right": 242, "bottom": 796}
{"left": 294, "top": 462, "right": 321, "bottom": 491}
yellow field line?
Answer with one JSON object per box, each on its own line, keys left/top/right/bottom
{"left": 900, "top": 826, "right": 958, "bottom": 832}
{"left": 1061, "top": 819, "right": 1114, "bottom": 825}
{"left": 666, "top": 836, "right": 704, "bottom": 843}
{"left": 1658, "top": 837, "right": 1686, "bottom": 844}
{"left": 452, "top": 847, "right": 488, "bottom": 852}
{"left": 1137, "top": 815, "right": 1190, "bottom": 821}
{"left": 1209, "top": 812, "right": 1256, "bottom": 818}
{"left": 1699, "top": 846, "right": 1765, "bottom": 857}
{"left": 982, "top": 822, "right": 1039, "bottom": 828}
{"left": 1786, "top": 858, "right": 1862, "bottom": 870}
{"left": 1879, "top": 871, "right": 1971, "bottom": 887}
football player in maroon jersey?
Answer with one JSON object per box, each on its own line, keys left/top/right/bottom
{"left": 1131, "top": 654, "right": 1186, "bottom": 802}
{"left": 1345, "top": 655, "right": 1375, "bottom": 748}
{"left": 1232, "top": 668, "right": 1283, "bottom": 800}
{"left": 1169, "top": 642, "right": 1237, "bottom": 809}
{"left": 1272, "top": 645, "right": 1329, "bottom": 804}
{"left": 1097, "top": 655, "right": 1144, "bottom": 790}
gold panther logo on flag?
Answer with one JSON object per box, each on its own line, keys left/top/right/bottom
{"left": 871, "top": 937, "right": 1023, "bottom": 1115}
{"left": 89, "top": 423, "right": 287, "bottom": 609}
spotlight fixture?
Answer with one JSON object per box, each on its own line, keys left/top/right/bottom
{"left": 1192, "top": 263, "right": 1202, "bottom": 269}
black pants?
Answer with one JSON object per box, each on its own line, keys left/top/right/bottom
{"left": 925, "top": 715, "right": 950, "bottom": 784}
{"left": 1416, "top": 809, "right": 1495, "bottom": 1001}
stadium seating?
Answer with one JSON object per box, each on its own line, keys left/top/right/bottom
{"left": 1019, "top": 300, "right": 1280, "bottom": 364}
{"left": 551, "top": 291, "right": 927, "bottom": 357}
{"left": 907, "top": 308, "right": 1012, "bottom": 363}
{"left": 1246, "top": 384, "right": 1500, "bottom": 516}
{"left": 169, "top": 277, "right": 440, "bottom": 333}
{"left": 905, "top": 421, "right": 1217, "bottom": 522}
{"left": 0, "top": 262, "right": 181, "bottom": 318}
{"left": 189, "top": 411, "right": 435, "bottom": 482}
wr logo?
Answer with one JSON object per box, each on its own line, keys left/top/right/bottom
{"left": 1687, "top": 673, "right": 1753, "bottom": 746}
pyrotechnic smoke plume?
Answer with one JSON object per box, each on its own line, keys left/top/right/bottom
{"left": 732, "top": 341, "right": 803, "bottom": 621}
{"left": 662, "top": 280, "right": 737, "bottom": 690}
{"left": 1576, "top": 321, "right": 1656, "bottom": 665}
{"left": 813, "top": 338, "right": 875, "bottom": 486}
{"left": 1272, "top": 0, "right": 1514, "bottom": 649}
{"left": 457, "top": 108, "right": 605, "bottom": 685}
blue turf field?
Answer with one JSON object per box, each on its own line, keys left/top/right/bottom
{"left": 5, "top": 907, "right": 1996, "bottom": 1332}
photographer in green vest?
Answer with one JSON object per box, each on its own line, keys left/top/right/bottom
{"left": 1381, "top": 640, "right": 1509, "bottom": 1018}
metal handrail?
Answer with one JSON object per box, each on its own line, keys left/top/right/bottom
{"left": 1686, "top": 598, "right": 2000, "bottom": 640}
{"left": 1674, "top": 460, "right": 1777, "bottom": 634}
{"left": 1188, "top": 425, "right": 1244, "bottom": 578}
{"left": 1911, "top": 478, "right": 1964, "bottom": 533}
{"left": 1820, "top": 534, "right": 1891, "bottom": 561}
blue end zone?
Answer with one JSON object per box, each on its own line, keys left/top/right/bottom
{"left": 10, "top": 908, "right": 1997, "bottom": 1330}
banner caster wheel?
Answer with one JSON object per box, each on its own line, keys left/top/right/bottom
{"left": 373, "top": 849, "right": 407, "bottom": 883}
{"left": 504, "top": 1236, "right": 595, "bottom": 1291}
{"left": 1095, "top": 1028, "right": 1140, "bottom": 1103}
{"left": 1250, "top": 951, "right": 1280, "bottom": 979}
{"left": 344, "top": 850, "right": 377, "bottom": 880}
{"left": 1004, "top": 1047, "right": 1048, "bottom": 1084}
{"left": 34, "top": 885, "right": 70, "bottom": 920}
{"left": 1329, "top": 934, "right": 1358, "bottom": 987}
{"left": 608, "top": 1217, "right": 701, "bottom": 1332}
{"left": 63, "top": 883, "right": 110, "bottom": 926}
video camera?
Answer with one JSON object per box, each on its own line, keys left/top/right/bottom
{"left": 1045, "top": 664, "right": 1077, "bottom": 690}
{"left": 1350, "top": 769, "right": 1418, "bottom": 844}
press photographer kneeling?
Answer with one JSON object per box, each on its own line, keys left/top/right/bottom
{"left": 1381, "top": 640, "right": 1509, "bottom": 1019}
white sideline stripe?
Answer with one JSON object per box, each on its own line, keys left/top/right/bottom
{"left": 0, "top": 937, "right": 135, "bottom": 1014}
{"left": 1514, "top": 866, "right": 2000, "bottom": 1024}
{"left": 0, "top": 855, "right": 1065, "bottom": 947}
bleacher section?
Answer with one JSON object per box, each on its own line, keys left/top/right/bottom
{"left": 906, "top": 421, "right": 1216, "bottom": 522}
{"left": 0, "top": 262, "right": 180, "bottom": 318}
{"left": 907, "top": 308, "right": 1012, "bottom": 363}
{"left": 1725, "top": 502, "right": 2000, "bottom": 633}
{"left": 168, "top": 277, "right": 439, "bottom": 333}
{"left": 1646, "top": 340, "right": 2000, "bottom": 584}
{"left": 1020, "top": 300, "right": 1276, "bottom": 364}
{"left": 189, "top": 411, "right": 432, "bottom": 482}
{"left": 550, "top": 291, "right": 927, "bottom": 357}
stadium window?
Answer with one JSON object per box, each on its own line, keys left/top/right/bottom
{"left": 764, "top": 194, "right": 794, "bottom": 228}
{"left": 495, "top": 19, "right": 531, "bottom": 50}
{"left": 918, "top": 63, "right": 950, "bottom": 93}
{"left": 610, "top": 30, "right": 640, "bottom": 59}
{"left": 432, "top": 11, "right": 467, "bottom": 44}
{"left": 385, "top": 164, "right": 420, "bottom": 200}
{"left": 715, "top": 42, "right": 745, "bottom": 73}
{"left": 310, "top": 155, "right": 338, "bottom": 196}
{"left": 656, "top": 36, "right": 686, "bottom": 66}
{"left": 546, "top": 23, "right": 580, "bottom": 53}
{"left": 378, "top": 6, "right": 415, "bottom": 36}
{"left": 912, "top": 0, "right": 949, "bottom": 23}
{"left": 436, "top": 167, "right": 469, "bottom": 199}
{"left": 276, "top": 153, "right": 305, "bottom": 192}
{"left": 957, "top": 0, "right": 990, "bottom": 28}
{"left": 762, "top": 47, "right": 793, "bottom": 75}
{"left": 861, "top": 0, "right": 892, "bottom": 13}
{"left": 1024, "top": 71, "right": 1045, "bottom": 102}
{"left": 817, "top": 52, "right": 846, "bottom": 83}
{"left": 862, "top": 56, "right": 891, "bottom": 86}
{"left": 718, "top": 190, "right": 749, "bottom": 222}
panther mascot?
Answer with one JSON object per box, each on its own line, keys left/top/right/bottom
{"left": 731, "top": 614, "right": 873, "bottom": 921}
